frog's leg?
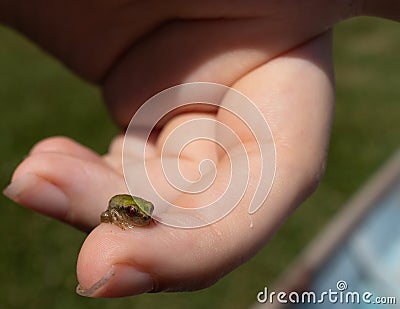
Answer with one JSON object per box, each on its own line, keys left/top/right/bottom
{"left": 100, "top": 210, "right": 111, "bottom": 223}
{"left": 110, "top": 209, "right": 126, "bottom": 230}
{"left": 124, "top": 221, "right": 135, "bottom": 229}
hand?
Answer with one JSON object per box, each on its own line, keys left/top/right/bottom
{"left": 2, "top": 0, "right": 384, "bottom": 298}
{"left": 1, "top": 0, "right": 354, "bottom": 127}
{"left": 4, "top": 31, "right": 334, "bottom": 297}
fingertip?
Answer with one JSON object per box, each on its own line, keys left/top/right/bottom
{"left": 3, "top": 173, "right": 69, "bottom": 219}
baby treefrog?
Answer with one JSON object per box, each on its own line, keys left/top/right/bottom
{"left": 100, "top": 194, "right": 154, "bottom": 230}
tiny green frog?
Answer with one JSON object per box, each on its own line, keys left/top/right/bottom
{"left": 100, "top": 194, "right": 154, "bottom": 230}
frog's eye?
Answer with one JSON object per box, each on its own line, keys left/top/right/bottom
{"left": 126, "top": 206, "right": 138, "bottom": 217}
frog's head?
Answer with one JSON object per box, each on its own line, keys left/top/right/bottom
{"left": 110, "top": 194, "right": 154, "bottom": 226}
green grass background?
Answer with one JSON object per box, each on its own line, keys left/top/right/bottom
{"left": 0, "top": 17, "right": 399, "bottom": 309}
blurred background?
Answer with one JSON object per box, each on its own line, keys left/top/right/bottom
{"left": 0, "top": 17, "right": 399, "bottom": 309}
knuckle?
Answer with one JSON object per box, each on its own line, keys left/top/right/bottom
{"left": 30, "top": 136, "right": 74, "bottom": 155}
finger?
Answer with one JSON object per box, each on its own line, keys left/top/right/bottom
{"left": 103, "top": 18, "right": 289, "bottom": 125}
{"left": 29, "top": 135, "right": 105, "bottom": 161}
{"left": 102, "top": 3, "right": 347, "bottom": 127}
{"left": 3, "top": 138, "right": 127, "bottom": 231}
{"left": 76, "top": 32, "right": 334, "bottom": 297}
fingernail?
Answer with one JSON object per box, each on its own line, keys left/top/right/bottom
{"left": 76, "top": 266, "right": 116, "bottom": 297}
{"left": 3, "top": 173, "right": 69, "bottom": 218}
{"left": 76, "top": 265, "right": 154, "bottom": 298}
{"left": 3, "top": 173, "right": 35, "bottom": 200}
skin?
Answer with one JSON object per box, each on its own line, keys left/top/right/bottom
{"left": 100, "top": 194, "right": 154, "bottom": 229}
{"left": 1, "top": 0, "right": 399, "bottom": 299}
